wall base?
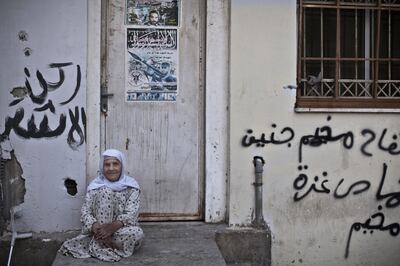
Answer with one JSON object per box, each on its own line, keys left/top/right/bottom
{"left": 215, "top": 227, "right": 271, "bottom": 265}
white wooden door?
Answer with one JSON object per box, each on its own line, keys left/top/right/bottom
{"left": 101, "top": 0, "right": 205, "bottom": 220}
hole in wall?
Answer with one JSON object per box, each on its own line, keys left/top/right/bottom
{"left": 64, "top": 178, "right": 77, "bottom": 196}
{"left": 23, "top": 47, "right": 32, "bottom": 56}
{"left": 18, "top": 30, "right": 28, "bottom": 42}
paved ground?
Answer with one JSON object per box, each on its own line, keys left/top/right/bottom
{"left": 52, "top": 222, "right": 228, "bottom": 266}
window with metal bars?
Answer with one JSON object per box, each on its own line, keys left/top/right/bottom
{"left": 297, "top": 0, "right": 400, "bottom": 109}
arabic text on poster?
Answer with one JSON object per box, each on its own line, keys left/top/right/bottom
{"left": 125, "top": 28, "right": 178, "bottom": 102}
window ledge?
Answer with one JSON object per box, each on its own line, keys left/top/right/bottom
{"left": 295, "top": 108, "right": 400, "bottom": 113}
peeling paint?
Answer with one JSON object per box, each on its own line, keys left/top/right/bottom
{"left": 0, "top": 139, "right": 26, "bottom": 235}
{"left": 10, "top": 86, "right": 28, "bottom": 98}
{"left": 0, "top": 136, "right": 13, "bottom": 160}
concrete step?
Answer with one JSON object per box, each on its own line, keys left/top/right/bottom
{"left": 52, "top": 222, "right": 227, "bottom": 266}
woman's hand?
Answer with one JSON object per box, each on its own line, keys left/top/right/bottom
{"left": 92, "top": 221, "right": 123, "bottom": 240}
{"left": 91, "top": 222, "right": 101, "bottom": 235}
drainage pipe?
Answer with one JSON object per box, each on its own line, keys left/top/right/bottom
{"left": 252, "top": 156, "right": 266, "bottom": 228}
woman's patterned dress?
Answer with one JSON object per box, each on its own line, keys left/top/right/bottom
{"left": 59, "top": 186, "right": 143, "bottom": 262}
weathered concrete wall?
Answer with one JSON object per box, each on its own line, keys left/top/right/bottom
{"left": 205, "top": 0, "right": 230, "bottom": 223}
{"left": 0, "top": 0, "right": 87, "bottom": 232}
{"left": 230, "top": 0, "right": 400, "bottom": 265}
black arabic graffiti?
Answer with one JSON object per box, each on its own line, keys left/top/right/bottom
{"left": 240, "top": 118, "right": 400, "bottom": 259}
{"left": 8, "top": 63, "right": 80, "bottom": 107}
{"left": 293, "top": 167, "right": 370, "bottom": 202}
{"left": 376, "top": 163, "right": 400, "bottom": 209}
{"left": 298, "top": 126, "right": 354, "bottom": 163}
{"left": 293, "top": 161, "right": 400, "bottom": 260}
{"left": 345, "top": 205, "right": 400, "bottom": 258}
{"left": 60, "top": 64, "right": 81, "bottom": 105}
{"left": 2, "top": 107, "right": 86, "bottom": 150}
{"left": 3, "top": 63, "right": 85, "bottom": 150}
{"left": 34, "top": 99, "right": 56, "bottom": 113}
{"left": 293, "top": 163, "right": 400, "bottom": 258}
{"left": 47, "top": 63, "right": 72, "bottom": 90}
{"left": 67, "top": 106, "right": 86, "bottom": 150}
{"left": 3, "top": 108, "right": 66, "bottom": 138}
{"left": 293, "top": 163, "right": 400, "bottom": 206}
{"left": 241, "top": 124, "right": 295, "bottom": 148}
{"left": 360, "top": 129, "right": 376, "bottom": 157}
{"left": 334, "top": 179, "right": 371, "bottom": 199}
{"left": 240, "top": 117, "right": 400, "bottom": 160}
{"left": 378, "top": 129, "right": 400, "bottom": 155}
{"left": 361, "top": 129, "right": 400, "bottom": 156}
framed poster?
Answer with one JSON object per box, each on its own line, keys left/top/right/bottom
{"left": 126, "top": 0, "right": 180, "bottom": 27}
{"left": 125, "top": 28, "right": 178, "bottom": 101}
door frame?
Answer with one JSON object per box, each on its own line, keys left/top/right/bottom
{"left": 86, "top": 0, "right": 229, "bottom": 223}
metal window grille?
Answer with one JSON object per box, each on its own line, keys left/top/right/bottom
{"left": 297, "top": 0, "right": 400, "bottom": 108}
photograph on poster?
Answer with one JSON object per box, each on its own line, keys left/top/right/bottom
{"left": 126, "top": 0, "right": 179, "bottom": 27}
{"left": 126, "top": 28, "right": 178, "bottom": 102}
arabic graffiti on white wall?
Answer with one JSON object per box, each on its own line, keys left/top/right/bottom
{"left": 1, "top": 62, "right": 86, "bottom": 150}
{"left": 241, "top": 115, "right": 400, "bottom": 258}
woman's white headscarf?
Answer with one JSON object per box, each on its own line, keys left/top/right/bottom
{"left": 87, "top": 149, "right": 140, "bottom": 192}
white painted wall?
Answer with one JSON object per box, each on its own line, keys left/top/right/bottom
{"left": 0, "top": 0, "right": 87, "bottom": 232}
{"left": 230, "top": 0, "right": 400, "bottom": 265}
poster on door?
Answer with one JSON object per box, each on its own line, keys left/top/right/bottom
{"left": 125, "top": 0, "right": 180, "bottom": 27}
{"left": 125, "top": 28, "right": 178, "bottom": 102}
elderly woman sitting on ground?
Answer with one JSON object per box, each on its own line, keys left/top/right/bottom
{"left": 59, "top": 149, "right": 143, "bottom": 262}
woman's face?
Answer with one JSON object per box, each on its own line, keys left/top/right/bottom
{"left": 103, "top": 157, "right": 122, "bottom": 182}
